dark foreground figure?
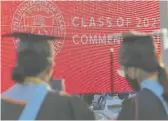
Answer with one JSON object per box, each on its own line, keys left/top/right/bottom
{"left": 117, "top": 31, "right": 168, "bottom": 120}
{"left": 2, "top": 91, "right": 94, "bottom": 120}
{"left": 1, "top": 32, "right": 95, "bottom": 120}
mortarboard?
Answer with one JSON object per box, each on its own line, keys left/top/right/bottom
{"left": 118, "top": 31, "right": 159, "bottom": 72}
{"left": 2, "top": 32, "right": 58, "bottom": 41}
{"left": 2, "top": 32, "right": 61, "bottom": 77}
{"left": 2, "top": 32, "right": 61, "bottom": 54}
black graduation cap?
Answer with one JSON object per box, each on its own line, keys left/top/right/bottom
{"left": 2, "top": 32, "right": 61, "bottom": 53}
{"left": 118, "top": 31, "right": 159, "bottom": 72}
{"left": 2, "top": 32, "right": 61, "bottom": 78}
{"left": 2, "top": 32, "right": 58, "bottom": 41}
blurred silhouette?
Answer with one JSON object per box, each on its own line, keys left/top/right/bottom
{"left": 117, "top": 31, "right": 168, "bottom": 120}
{"left": 1, "top": 32, "right": 95, "bottom": 120}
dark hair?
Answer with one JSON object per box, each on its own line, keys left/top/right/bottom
{"left": 158, "top": 66, "right": 168, "bottom": 103}
{"left": 12, "top": 66, "right": 25, "bottom": 83}
{"left": 12, "top": 44, "right": 53, "bottom": 83}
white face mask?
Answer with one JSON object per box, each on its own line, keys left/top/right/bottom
{"left": 117, "top": 66, "right": 141, "bottom": 91}
{"left": 117, "top": 66, "right": 126, "bottom": 77}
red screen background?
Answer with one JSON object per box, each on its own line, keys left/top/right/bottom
{"left": 1, "top": 1, "right": 161, "bottom": 94}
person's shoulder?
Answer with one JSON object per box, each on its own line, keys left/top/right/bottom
{"left": 123, "top": 89, "right": 157, "bottom": 107}
{"left": 45, "top": 91, "right": 95, "bottom": 120}
{"left": 136, "top": 89, "right": 157, "bottom": 100}
{"left": 127, "top": 89, "right": 152, "bottom": 100}
{"left": 136, "top": 89, "right": 164, "bottom": 107}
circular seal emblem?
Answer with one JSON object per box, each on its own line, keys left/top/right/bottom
{"left": 11, "top": 1, "right": 66, "bottom": 55}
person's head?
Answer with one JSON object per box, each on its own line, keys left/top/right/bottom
{"left": 118, "top": 31, "right": 168, "bottom": 102}
{"left": 3, "top": 32, "right": 59, "bottom": 83}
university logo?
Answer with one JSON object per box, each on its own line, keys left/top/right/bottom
{"left": 11, "top": 1, "right": 66, "bottom": 55}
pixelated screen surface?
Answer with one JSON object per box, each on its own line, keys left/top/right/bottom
{"left": 1, "top": 1, "right": 161, "bottom": 94}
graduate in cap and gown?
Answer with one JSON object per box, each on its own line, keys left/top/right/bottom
{"left": 1, "top": 32, "right": 95, "bottom": 120}
{"left": 117, "top": 31, "right": 168, "bottom": 120}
